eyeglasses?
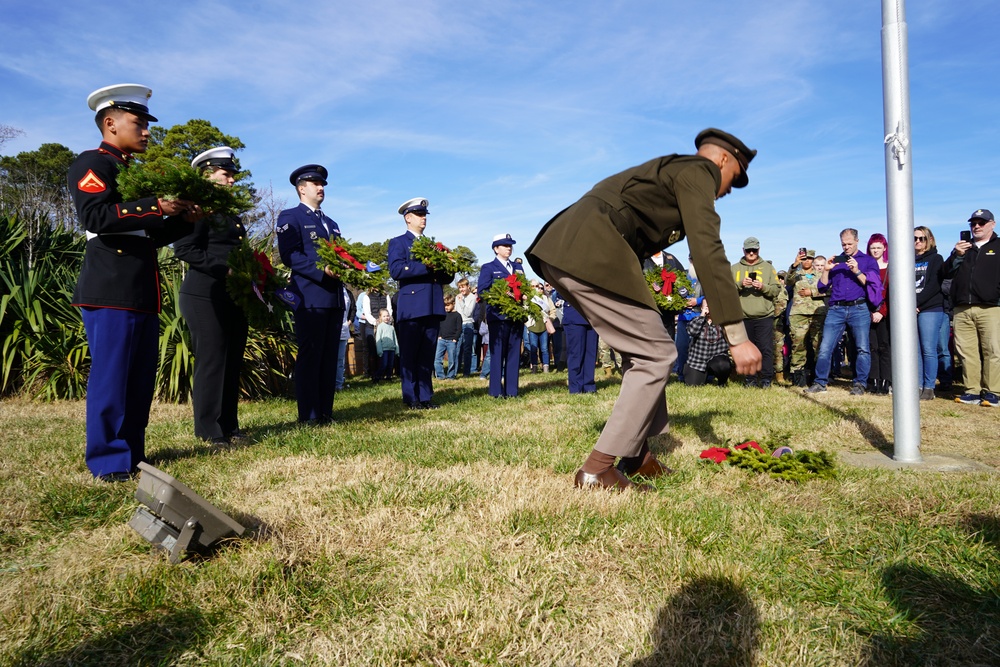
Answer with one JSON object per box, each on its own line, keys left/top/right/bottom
{"left": 970, "top": 220, "right": 990, "bottom": 228}
{"left": 914, "top": 236, "right": 926, "bottom": 242}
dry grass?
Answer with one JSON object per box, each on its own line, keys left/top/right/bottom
{"left": 1, "top": 376, "right": 998, "bottom": 666}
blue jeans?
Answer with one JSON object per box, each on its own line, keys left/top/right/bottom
{"left": 459, "top": 324, "right": 478, "bottom": 375}
{"left": 937, "top": 313, "right": 953, "bottom": 387}
{"left": 814, "top": 303, "right": 871, "bottom": 386}
{"left": 917, "top": 310, "right": 946, "bottom": 389}
{"left": 434, "top": 338, "right": 458, "bottom": 378}
{"left": 527, "top": 329, "right": 549, "bottom": 366}
{"left": 673, "top": 318, "right": 692, "bottom": 380}
{"left": 335, "top": 337, "right": 348, "bottom": 390}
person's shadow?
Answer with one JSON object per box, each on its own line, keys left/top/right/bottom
{"left": 18, "top": 608, "right": 211, "bottom": 666}
{"left": 860, "top": 513, "right": 1000, "bottom": 664}
{"left": 632, "top": 576, "right": 760, "bottom": 666}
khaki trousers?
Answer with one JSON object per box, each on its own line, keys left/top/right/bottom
{"left": 953, "top": 304, "right": 1000, "bottom": 394}
{"left": 541, "top": 262, "right": 677, "bottom": 458}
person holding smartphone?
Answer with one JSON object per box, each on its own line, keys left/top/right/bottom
{"left": 731, "top": 237, "right": 781, "bottom": 387}
{"left": 945, "top": 209, "right": 1000, "bottom": 408}
{"left": 805, "top": 228, "right": 882, "bottom": 396}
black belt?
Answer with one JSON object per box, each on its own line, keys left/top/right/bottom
{"left": 830, "top": 297, "right": 866, "bottom": 307}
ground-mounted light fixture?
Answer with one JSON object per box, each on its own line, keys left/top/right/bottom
{"left": 128, "top": 462, "right": 245, "bottom": 563}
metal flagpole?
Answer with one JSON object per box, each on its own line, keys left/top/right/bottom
{"left": 881, "top": 0, "right": 921, "bottom": 462}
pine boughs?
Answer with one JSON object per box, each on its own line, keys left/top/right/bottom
{"left": 703, "top": 439, "right": 837, "bottom": 483}
{"left": 479, "top": 272, "right": 543, "bottom": 323}
{"left": 314, "top": 238, "right": 386, "bottom": 291}
{"left": 410, "top": 236, "right": 469, "bottom": 275}
{"left": 644, "top": 267, "right": 695, "bottom": 313}
{"left": 117, "top": 159, "right": 254, "bottom": 218}
{"left": 226, "top": 242, "right": 289, "bottom": 329}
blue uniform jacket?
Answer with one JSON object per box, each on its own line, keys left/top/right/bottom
{"left": 477, "top": 257, "right": 526, "bottom": 322}
{"left": 388, "top": 231, "right": 453, "bottom": 322}
{"left": 276, "top": 203, "right": 344, "bottom": 309}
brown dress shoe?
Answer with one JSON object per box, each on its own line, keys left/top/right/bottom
{"left": 617, "top": 455, "right": 673, "bottom": 479}
{"left": 574, "top": 468, "right": 652, "bottom": 492}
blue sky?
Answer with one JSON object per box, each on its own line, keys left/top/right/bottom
{"left": 2, "top": 0, "right": 997, "bottom": 277}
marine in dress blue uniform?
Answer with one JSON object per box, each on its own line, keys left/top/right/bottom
{"left": 276, "top": 165, "right": 345, "bottom": 423}
{"left": 388, "top": 198, "right": 454, "bottom": 409}
{"left": 477, "top": 234, "right": 525, "bottom": 398}
{"left": 173, "top": 147, "right": 249, "bottom": 444}
{"left": 69, "top": 83, "right": 199, "bottom": 480}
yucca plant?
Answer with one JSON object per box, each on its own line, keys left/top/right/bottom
{"left": 155, "top": 250, "right": 194, "bottom": 402}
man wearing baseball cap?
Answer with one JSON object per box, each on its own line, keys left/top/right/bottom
{"left": 69, "top": 83, "right": 200, "bottom": 481}
{"left": 946, "top": 208, "right": 1000, "bottom": 407}
{"left": 526, "top": 128, "right": 762, "bottom": 491}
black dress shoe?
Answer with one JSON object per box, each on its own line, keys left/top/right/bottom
{"left": 419, "top": 402, "right": 440, "bottom": 410}
{"left": 227, "top": 430, "right": 252, "bottom": 444}
{"left": 574, "top": 468, "right": 652, "bottom": 492}
{"left": 98, "top": 471, "right": 133, "bottom": 483}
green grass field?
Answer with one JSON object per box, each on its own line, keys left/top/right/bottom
{"left": 1, "top": 374, "right": 998, "bottom": 666}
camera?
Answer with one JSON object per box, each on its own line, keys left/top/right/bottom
{"left": 960, "top": 230, "right": 972, "bottom": 242}
{"left": 833, "top": 254, "right": 849, "bottom": 264}
{"left": 799, "top": 247, "right": 807, "bottom": 256}
{"left": 748, "top": 271, "right": 758, "bottom": 281}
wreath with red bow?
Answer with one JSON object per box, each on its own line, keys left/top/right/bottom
{"left": 314, "top": 238, "right": 386, "bottom": 291}
{"left": 479, "top": 272, "right": 543, "bottom": 323}
{"left": 409, "top": 235, "right": 466, "bottom": 275}
{"left": 644, "top": 267, "right": 695, "bottom": 313}
{"left": 226, "top": 241, "right": 290, "bottom": 329}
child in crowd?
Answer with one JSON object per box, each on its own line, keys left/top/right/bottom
{"left": 435, "top": 294, "right": 463, "bottom": 379}
{"left": 374, "top": 309, "right": 398, "bottom": 382}
{"left": 684, "top": 300, "right": 733, "bottom": 387}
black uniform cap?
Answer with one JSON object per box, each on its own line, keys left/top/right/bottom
{"left": 695, "top": 128, "right": 757, "bottom": 188}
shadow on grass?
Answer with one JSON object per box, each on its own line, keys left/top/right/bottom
{"left": 669, "top": 409, "right": 733, "bottom": 447}
{"left": 798, "top": 388, "right": 892, "bottom": 452}
{"left": 18, "top": 607, "right": 214, "bottom": 667}
{"left": 632, "top": 576, "right": 759, "bottom": 667}
{"left": 860, "top": 562, "right": 1000, "bottom": 665}
{"left": 964, "top": 513, "right": 1000, "bottom": 552}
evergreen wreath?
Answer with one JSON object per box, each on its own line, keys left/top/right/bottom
{"left": 225, "top": 242, "right": 289, "bottom": 329}
{"left": 117, "top": 159, "right": 254, "bottom": 219}
{"left": 702, "top": 439, "right": 837, "bottom": 483}
{"left": 314, "top": 238, "right": 386, "bottom": 291}
{"left": 644, "top": 267, "right": 695, "bottom": 313}
{"left": 409, "top": 235, "right": 468, "bottom": 275}
{"left": 479, "top": 272, "right": 543, "bottom": 323}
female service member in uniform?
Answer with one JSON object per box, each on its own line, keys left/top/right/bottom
{"left": 174, "top": 146, "right": 250, "bottom": 445}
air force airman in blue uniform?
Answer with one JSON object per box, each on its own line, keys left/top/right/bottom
{"left": 388, "top": 198, "right": 454, "bottom": 409}
{"left": 69, "top": 83, "right": 199, "bottom": 480}
{"left": 477, "top": 233, "right": 525, "bottom": 398}
{"left": 276, "top": 165, "right": 345, "bottom": 424}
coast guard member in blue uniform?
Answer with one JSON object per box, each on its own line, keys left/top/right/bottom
{"left": 276, "top": 165, "right": 345, "bottom": 424}
{"left": 69, "top": 83, "right": 199, "bottom": 481}
{"left": 388, "top": 198, "right": 454, "bottom": 409}
{"left": 477, "top": 233, "right": 525, "bottom": 398}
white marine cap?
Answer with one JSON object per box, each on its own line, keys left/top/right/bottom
{"left": 398, "top": 197, "right": 429, "bottom": 215}
{"left": 87, "top": 83, "right": 157, "bottom": 121}
{"left": 191, "top": 146, "right": 238, "bottom": 171}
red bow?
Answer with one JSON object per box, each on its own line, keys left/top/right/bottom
{"left": 505, "top": 274, "right": 522, "bottom": 301}
{"left": 435, "top": 242, "right": 450, "bottom": 253}
{"left": 253, "top": 250, "right": 275, "bottom": 288}
{"left": 327, "top": 241, "right": 366, "bottom": 271}
{"left": 661, "top": 269, "right": 677, "bottom": 296}
{"left": 699, "top": 440, "right": 765, "bottom": 464}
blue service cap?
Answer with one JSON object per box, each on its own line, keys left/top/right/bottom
{"left": 289, "top": 164, "right": 328, "bottom": 186}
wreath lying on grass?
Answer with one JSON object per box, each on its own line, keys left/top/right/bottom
{"left": 410, "top": 236, "right": 468, "bottom": 275}
{"left": 117, "top": 159, "right": 254, "bottom": 219}
{"left": 644, "top": 267, "right": 695, "bottom": 313}
{"left": 700, "top": 440, "right": 836, "bottom": 483}
{"left": 226, "top": 242, "right": 290, "bottom": 329}
{"left": 479, "top": 272, "right": 543, "bottom": 323}
{"left": 314, "top": 238, "right": 385, "bottom": 291}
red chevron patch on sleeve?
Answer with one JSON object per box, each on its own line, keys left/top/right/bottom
{"left": 77, "top": 170, "right": 106, "bottom": 193}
